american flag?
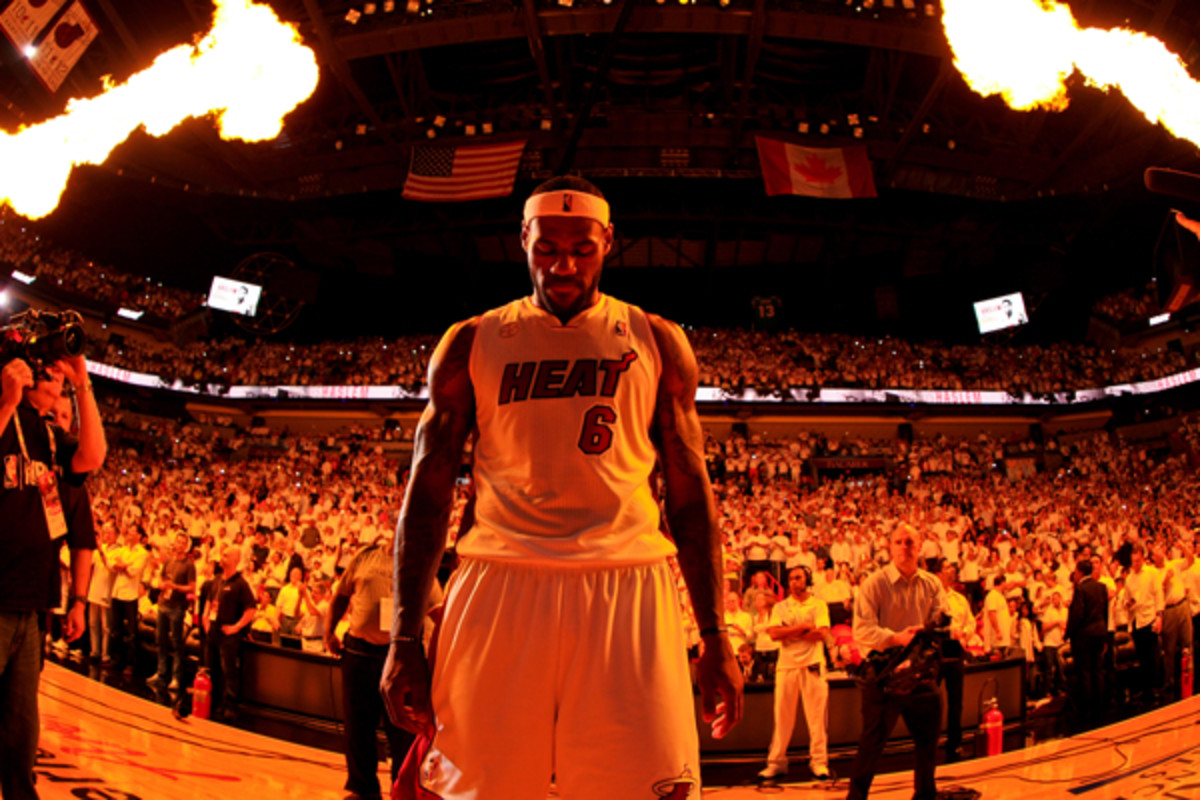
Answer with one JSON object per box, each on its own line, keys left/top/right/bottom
{"left": 402, "top": 140, "right": 527, "bottom": 202}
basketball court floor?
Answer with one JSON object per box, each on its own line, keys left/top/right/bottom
{"left": 34, "top": 662, "right": 1200, "bottom": 799}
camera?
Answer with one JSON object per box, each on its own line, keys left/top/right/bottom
{"left": 0, "top": 308, "right": 86, "bottom": 377}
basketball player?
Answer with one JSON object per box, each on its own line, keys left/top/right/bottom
{"left": 381, "top": 176, "right": 743, "bottom": 799}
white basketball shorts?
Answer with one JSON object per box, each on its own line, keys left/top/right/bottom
{"left": 417, "top": 557, "right": 702, "bottom": 799}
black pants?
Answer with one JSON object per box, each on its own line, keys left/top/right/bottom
{"left": 109, "top": 598, "right": 140, "bottom": 669}
{"left": 940, "top": 654, "right": 964, "bottom": 761}
{"left": 847, "top": 684, "right": 941, "bottom": 800}
{"left": 341, "top": 634, "right": 412, "bottom": 798}
{"left": 1069, "top": 635, "right": 1105, "bottom": 730}
{"left": 1131, "top": 624, "right": 1160, "bottom": 697}
{"left": 1040, "top": 645, "right": 1064, "bottom": 695}
{"left": 205, "top": 629, "right": 245, "bottom": 712}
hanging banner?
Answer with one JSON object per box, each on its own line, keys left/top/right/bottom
{"left": 28, "top": 1, "right": 98, "bottom": 93}
{"left": 0, "top": 0, "right": 67, "bottom": 52}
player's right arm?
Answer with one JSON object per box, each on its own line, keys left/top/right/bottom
{"left": 381, "top": 318, "right": 477, "bottom": 734}
{"left": 648, "top": 313, "right": 743, "bottom": 738}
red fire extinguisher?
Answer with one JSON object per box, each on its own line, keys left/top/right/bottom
{"left": 982, "top": 698, "right": 1004, "bottom": 756}
{"left": 192, "top": 668, "right": 212, "bottom": 720}
{"left": 1183, "top": 648, "right": 1193, "bottom": 699}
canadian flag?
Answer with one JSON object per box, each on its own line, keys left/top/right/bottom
{"left": 755, "top": 136, "right": 878, "bottom": 199}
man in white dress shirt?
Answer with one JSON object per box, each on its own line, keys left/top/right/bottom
{"left": 760, "top": 565, "right": 831, "bottom": 781}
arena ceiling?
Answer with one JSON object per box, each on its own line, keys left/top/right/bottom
{"left": 6, "top": 0, "right": 1200, "bottom": 337}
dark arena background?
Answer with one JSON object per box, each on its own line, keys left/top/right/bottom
{"left": 3, "top": 0, "right": 1200, "bottom": 798}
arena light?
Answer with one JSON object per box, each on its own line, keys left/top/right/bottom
{"left": 0, "top": 0, "right": 318, "bottom": 220}
{"left": 1149, "top": 312, "right": 1171, "bottom": 326}
{"left": 942, "top": 0, "right": 1200, "bottom": 147}
{"left": 116, "top": 307, "right": 144, "bottom": 320}
{"left": 0, "top": 288, "right": 8, "bottom": 307}
{"left": 10, "top": 269, "right": 35, "bottom": 284}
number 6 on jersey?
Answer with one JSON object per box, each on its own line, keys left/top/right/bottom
{"left": 578, "top": 405, "right": 617, "bottom": 454}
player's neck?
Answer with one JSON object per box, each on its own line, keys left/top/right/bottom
{"left": 531, "top": 291, "right": 601, "bottom": 325}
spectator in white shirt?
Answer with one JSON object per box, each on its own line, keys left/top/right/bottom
{"left": 723, "top": 591, "right": 755, "bottom": 652}
{"left": 108, "top": 527, "right": 149, "bottom": 673}
{"left": 1039, "top": 591, "right": 1068, "bottom": 695}
{"left": 276, "top": 567, "right": 305, "bottom": 636}
{"left": 87, "top": 526, "right": 118, "bottom": 665}
{"left": 983, "top": 575, "right": 1013, "bottom": 653}
{"left": 1158, "top": 546, "right": 1193, "bottom": 700}
{"left": 1125, "top": 547, "right": 1164, "bottom": 701}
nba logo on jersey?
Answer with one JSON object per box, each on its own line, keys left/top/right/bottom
{"left": 562, "top": 193, "right": 573, "bottom": 212}
{"left": 615, "top": 321, "right": 627, "bottom": 337}
{"left": 499, "top": 322, "right": 520, "bottom": 338}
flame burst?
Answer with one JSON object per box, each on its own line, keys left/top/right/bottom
{"left": 942, "top": 0, "right": 1200, "bottom": 147}
{"left": 0, "top": 0, "right": 319, "bottom": 219}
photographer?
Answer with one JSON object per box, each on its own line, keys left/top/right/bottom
{"left": 0, "top": 331, "right": 107, "bottom": 798}
{"left": 846, "top": 523, "right": 948, "bottom": 800}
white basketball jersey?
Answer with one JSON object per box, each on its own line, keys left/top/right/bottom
{"left": 460, "top": 293, "right": 675, "bottom": 564}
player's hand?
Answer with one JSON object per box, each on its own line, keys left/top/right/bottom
{"left": 324, "top": 632, "right": 342, "bottom": 657}
{"left": 380, "top": 639, "right": 433, "bottom": 736}
{"left": 1153, "top": 618, "right": 1162, "bottom": 635}
{"left": 65, "top": 603, "right": 86, "bottom": 642}
{"left": 697, "top": 632, "right": 744, "bottom": 739}
{"left": 1, "top": 358, "right": 33, "bottom": 408}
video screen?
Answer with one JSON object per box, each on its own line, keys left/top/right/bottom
{"left": 973, "top": 292, "right": 1028, "bottom": 335}
{"left": 206, "top": 276, "right": 262, "bottom": 316}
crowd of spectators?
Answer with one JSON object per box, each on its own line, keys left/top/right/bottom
{"left": 703, "top": 421, "right": 1200, "bottom": 719}
{"left": 68, "top": 410, "right": 431, "bottom": 667}
{"left": 89, "top": 325, "right": 1192, "bottom": 397}
{"left": 688, "top": 329, "right": 1189, "bottom": 396}
{"left": 2, "top": 212, "right": 1193, "bottom": 396}
{"left": 1092, "top": 285, "right": 1161, "bottom": 324}
{"left": 0, "top": 212, "right": 204, "bottom": 320}
{"left": 61, "top": 402, "right": 1200, "bottom": 730}
{"left": 98, "top": 336, "right": 437, "bottom": 390}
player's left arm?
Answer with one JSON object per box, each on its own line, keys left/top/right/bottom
{"left": 648, "top": 313, "right": 743, "bottom": 738}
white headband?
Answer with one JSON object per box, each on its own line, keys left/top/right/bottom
{"left": 523, "top": 191, "right": 610, "bottom": 227}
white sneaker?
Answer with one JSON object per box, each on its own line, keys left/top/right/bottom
{"left": 758, "top": 766, "right": 787, "bottom": 779}
{"left": 812, "top": 767, "right": 833, "bottom": 781}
